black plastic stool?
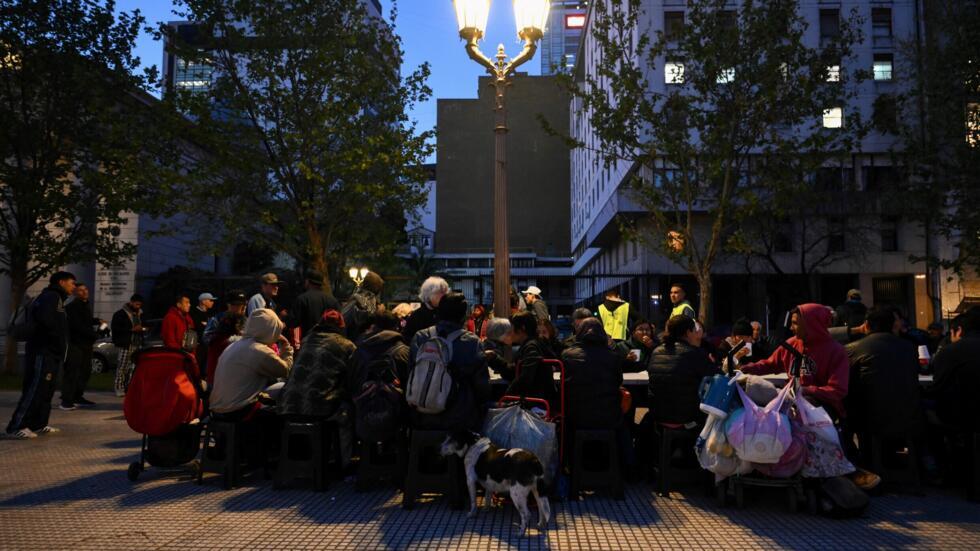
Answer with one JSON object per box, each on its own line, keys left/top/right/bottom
{"left": 402, "top": 429, "right": 464, "bottom": 510}
{"left": 725, "top": 475, "right": 806, "bottom": 512}
{"left": 198, "top": 420, "right": 241, "bottom": 489}
{"left": 865, "top": 433, "right": 922, "bottom": 495}
{"left": 275, "top": 420, "right": 328, "bottom": 491}
{"left": 654, "top": 423, "right": 699, "bottom": 497}
{"left": 571, "top": 429, "right": 624, "bottom": 499}
{"left": 357, "top": 431, "right": 407, "bottom": 491}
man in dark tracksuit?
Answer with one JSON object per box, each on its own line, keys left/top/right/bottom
{"left": 6, "top": 271, "right": 75, "bottom": 439}
{"left": 60, "top": 283, "right": 99, "bottom": 409}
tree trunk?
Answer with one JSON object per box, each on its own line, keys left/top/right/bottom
{"left": 3, "top": 270, "right": 28, "bottom": 375}
{"left": 306, "top": 226, "right": 332, "bottom": 295}
{"left": 696, "top": 271, "right": 713, "bottom": 328}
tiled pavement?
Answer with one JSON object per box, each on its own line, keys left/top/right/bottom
{"left": 0, "top": 391, "right": 978, "bottom": 550}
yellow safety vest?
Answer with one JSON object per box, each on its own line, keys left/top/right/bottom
{"left": 598, "top": 303, "right": 630, "bottom": 341}
{"left": 671, "top": 301, "right": 695, "bottom": 319}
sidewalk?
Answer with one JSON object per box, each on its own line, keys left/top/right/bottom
{"left": 0, "top": 391, "right": 978, "bottom": 550}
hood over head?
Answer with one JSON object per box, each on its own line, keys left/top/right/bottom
{"left": 797, "top": 303, "right": 832, "bottom": 343}
{"left": 243, "top": 308, "right": 284, "bottom": 344}
{"left": 575, "top": 317, "right": 609, "bottom": 345}
{"left": 603, "top": 298, "right": 625, "bottom": 312}
{"left": 359, "top": 329, "right": 404, "bottom": 351}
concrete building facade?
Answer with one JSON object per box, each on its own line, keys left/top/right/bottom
{"left": 540, "top": 1, "right": 589, "bottom": 75}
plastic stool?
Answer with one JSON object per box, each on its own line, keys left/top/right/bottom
{"left": 726, "top": 475, "right": 806, "bottom": 512}
{"left": 356, "top": 431, "right": 407, "bottom": 491}
{"left": 198, "top": 420, "right": 241, "bottom": 489}
{"left": 275, "top": 420, "right": 328, "bottom": 491}
{"left": 402, "top": 429, "right": 464, "bottom": 510}
{"left": 571, "top": 429, "right": 624, "bottom": 499}
{"left": 654, "top": 423, "right": 699, "bottom": 497}
{"left": 866, "top": 433, "right": 922, "bottom": 495}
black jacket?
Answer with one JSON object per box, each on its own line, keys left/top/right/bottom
{"left": 278, "top": 324, "right": 356, "bottom": 419}
{"left": 505, "top": 338, "right": 558, "bottom": 407}
{"left": 110, "top": 305, "right": 143, "bottom": 348}
{"left": 561, "top": 319, "right": 623, "bottom": 430}
{"left": 615, "top": 336, "right": 658, "bottom": 373}
{"left": 528, "top": 299, "right": 550, "bottom": 322}
{"left": 845, "top": 332, "right": 922, "bottom": 436}
{"left": 928, "top": 333, "right": 980, "bottom": 430}
{"left": 342, "top": 289, "right": 379, "bottom": 340}
{"left": 647, "top": 340, "right": 720, "bottom": 424}
{"left": 352, "top": 329, "right": 410, "bottom": 391}
{"left": 402, "top": 304, "right": 436, "bottom": 342}
{"left": 409, "top": 321, "right": 490, "bottom": 431}
{"left": 835, "top": 300, "right": 867, "bottom": 328}
{"left": 27, "top": 286, "right": 69, "bottom": 358}
{"left": 189, "top": 306, "right": 211, "bottom": 339}
{"left": 292, "top": 289, "right": 339, "bottom": 337}
{"left": 66, "top": 298, "right": 97, "bottom": 348}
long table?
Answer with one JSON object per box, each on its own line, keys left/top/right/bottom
{"left": 489, "top": 369, "right": 934, "bottom": 386}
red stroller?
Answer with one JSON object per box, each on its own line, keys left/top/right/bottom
{"left": 123, "top": 347, "right": 205, "bottom": 481}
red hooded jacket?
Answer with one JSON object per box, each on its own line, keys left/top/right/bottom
{"left": 740, "top": 303, "right": 850, "bottom": 417}
{"left": 161, "top": 306, "right": 194, "bottom": 349}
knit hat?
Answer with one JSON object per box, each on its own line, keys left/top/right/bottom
{"left": 361, "top": 271, "right": 384, "bottom": 294}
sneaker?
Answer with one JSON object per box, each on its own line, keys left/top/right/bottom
{"left": 35, "top": 426, "right": 60, "bottom": 435}
{"left": 850, "top": 468, "right": 882, "bottom": 491}
{"left": 115, "top": 390, "right": 126, "bottom": 398}
{"left": 74, "top": 398, "right": 97, "bottom": 407}
{"left": 58, "top": 402, "right": 76, "bottom": 411}
{"left": 5, "top": 428, "right": 38, "bottom": 440}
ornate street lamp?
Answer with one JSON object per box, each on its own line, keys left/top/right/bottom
{"left": 349, "top": 266, "right": 369, "bottom": 287}
{"left": 453, "top": 0, "right": 549, "bottom": 318}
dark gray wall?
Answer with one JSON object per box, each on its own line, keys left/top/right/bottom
{"left": 436, "top": 74, "right": 570, "bottom": 256}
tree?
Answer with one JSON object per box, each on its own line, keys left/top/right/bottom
{"left": 0, "top": 0, "right": 177, "bottom": 372}
{"left": 553, "top": 0, "right": 863, "bottom": 324}
{"left": 893, "top": 0, "right": 980, "bottom": 315}
{"left": 164, "top": 0, "right": 433, "bottom": 295}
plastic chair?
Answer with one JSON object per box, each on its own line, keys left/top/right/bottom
{"left": 198, "top": 420, "right": 241, "bottom": 489}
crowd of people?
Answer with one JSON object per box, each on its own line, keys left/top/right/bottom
{"left": 4, "top": 271, "right": 978, "bottom": 502}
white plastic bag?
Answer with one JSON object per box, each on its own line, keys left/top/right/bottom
{"left": 793, "top": 384, "right": 840, "bottom": 446}
{"left": 483, "top": 404, "right": 558, "bottom": 481}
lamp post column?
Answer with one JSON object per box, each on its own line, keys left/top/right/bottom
{"left": 492, "top": 48, "right": 510, "bottom": 319}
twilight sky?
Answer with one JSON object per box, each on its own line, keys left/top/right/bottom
{"left": 114, "top": 0, "right": 545, "bottom": 161}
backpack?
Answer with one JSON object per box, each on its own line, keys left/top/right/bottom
{"left": 405, "top": 329, "right": 463, "bottom": 414}
{"left": 353, "top": 351, "right": 403, "bottom": 443}
{"left": 815, "top": 476, "right": 869, "bottom": 518}
{"left": 7, "top": 295, "right": 37, "bottom": 342}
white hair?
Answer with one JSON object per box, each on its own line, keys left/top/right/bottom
{"left": 419, "top": 276, "right": 449, "bottom": 306}
{"left": 485, "top": 317, "right": 513, "bottom": 342}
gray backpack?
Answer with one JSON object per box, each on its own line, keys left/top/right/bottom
{"left": 406, "top": 329, "right": 463, "bottom": 414}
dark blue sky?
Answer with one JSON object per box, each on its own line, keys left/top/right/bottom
{"left": 116, "top": 0, "right": 544, "bottom": 160}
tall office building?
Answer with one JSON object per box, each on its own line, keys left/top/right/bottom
{"left": 540, "top": 1, "right": 588, "bottom": 75}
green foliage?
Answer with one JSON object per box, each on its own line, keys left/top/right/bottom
{"left": 554, "top": 0, "right": 865, "bottom": 321}
{"left": 161, "top": 0, "right": 434, "bottom": 292}
{"left": 0, "top": 0, "right": 177, "bottom": 292}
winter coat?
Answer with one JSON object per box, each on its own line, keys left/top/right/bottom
{"left": 845, "top": 332, "right": 922, "bottom": 436}
{"left": 562, "top": 318, "right": 623, "bottom": 430}
{"left": 342, "top": 289, "right": 380, "bottom": 341}
{"left": 292, "top": 289, "right": 340, "bottom": 338}
{"left": 66, "top": 298, "right": 98, "bottom": 348}
{"left": 465, "top": 316, "right": 488, "bottom": 339}
{"left": 528, "top": 299, "right": 550, "bottom": 322}
{"left": 505, "top": 338, "right": 558, "bottom": 407}
{"left": 741, "top": 303, "right": 850, "bottom": 418}
{"left": 928, "top": 333, "right": 980, "bottom": 430}
{"left": 277, "top": 323, "right": 356, "bottom": 419}
{"left": 210, "top": 309, "right": 294, "bottom": 414}
{"left": 647, "top": 340, "right": 719, "bottom": 425}
{"left": 189, "top": 306, "right": 212, "bottom": 342}
{"left": 834, "top": 300, "right": 867, "bottom": 328}
{"left": 110, "top": 305, "right": 143, "bottom": 349}
{"left": 409, "top": 321, "right": 490, "bottom": 431}
{"left": 161, "top": 306, "right": 194, "bottom": 350}
{"left": 27, "top": 286, "right": 69, "bottom": 359}
{"left": 615, "top": 335, "right": 658, "bottom": 373}
{"left": 402, "top": 304, "right": 436, "bottom": 342}
{"left": 351, "top": 329, "right": 410, "bottom": 391}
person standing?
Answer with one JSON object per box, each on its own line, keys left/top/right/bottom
{"left": 342, "top": 271, "right": 384, "bottom": 341}
{"left": 247, "top": 273, "right": 281, "bottom": 317}
{"left": 60, "top": 283, "right": 100, "bottom": 410}
{"left": 203, "top": 290, "right": 248, "bottom": 346}
{"left": 190, "top": 292, "right": 216, "bottom": 369}
{"left": 111, "top": 294, "right": 145, "bottom": 397}
{"left": 668, "top": 285, "right": 696, "bottom": 319}
{"left": 6, "top": 271, "right": 75, "bottom": 439}
{"left": 161, "top": 294, "right": 195, "bottom": 351}
{"left": 465, "top": 303, "right": 489, "bottom": 339}
{"left": 291, "top": 271, "right": 338, "bottom": 344}
{"left": 523, "top": 286, "right": 550, "bottom": 322}
{"left": 598, "top": 289, "right": 635, "bottom": 341}
{"left": 834, "top": 289, "right": 867, "bottom": 328}
{"left": 402, "top": 276, "right": 448, "bottom": 341}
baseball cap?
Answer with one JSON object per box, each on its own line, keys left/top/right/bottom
{"left": 198, "top": 292, "right": 216, "bottom": 302}
{"left": 225, "top": 290, "right": 247, "bottom": 305}
{"left": 260, "top": 273, "right": 281, "bottom": 285}
{"left": 523, "top": 285, "right": 542, "bottom": 297}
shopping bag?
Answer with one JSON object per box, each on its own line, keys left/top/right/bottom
{"left": 793, "top": 384, "right": 840, "bottom": 446}
{"left": 483, "top": 403, "right": 558, "bottom": 481}
{"left": 696, "top": 416, "right": 753, "bottom": 481}
{"left": 725, "top": 380, "right": 793, "bottom": 464}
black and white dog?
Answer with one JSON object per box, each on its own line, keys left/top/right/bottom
{"left": 440, "top": 430, "right": 551, "bottom": 534}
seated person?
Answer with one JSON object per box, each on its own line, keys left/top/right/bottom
{"left": 739, "top": 303, "right": 850, "bottom": 420}
{"left": 277, "top": 307, "right": 357, "bottom": 465}
{"left": 562, "top": 307, "right": 594, "bottom": 349}
{"left": 647, "top": 315, "right": 720, "bottom": 426}
{"left": 352, "top": 311, "right": 410, "bottom": 386}
{"left": 409, "top": 292, "right": 490, "bottom": 431}
{"left": 717, "top": 318, "right": 766, "bottom": 365}
{"left": 537, "top": 318, "right": 565, "bottom": 356}
{"left": 505, "top": 311, "right": 558, "bottom": 408}
{"left": 483, "top": 317, "right": 515, "bottom": 381}
{"left": 845, "top": 306, "right": 923, "bottom": 445}
{"left": 562, "top": 318, "right": 623, "bottom": 431}
{"left": 205, "top": 311, "right": 245, "bottom": 390}
{"left": 928, "top": 307, "right": 980, "bottom": 431}
{"left": 615, "top": 319, "right": 658, "bottom": 373}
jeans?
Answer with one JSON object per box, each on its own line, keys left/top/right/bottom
{"left": 7, "top": 352, "right": 62, "bottom": 433}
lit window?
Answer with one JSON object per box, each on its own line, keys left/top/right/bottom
{"left": 566, "top": 14, "right": 586, "bottom": 29}
{"left": 717, "top": 68, "right": 735, "bottom": 84}
{"left": 665, "top": 61, "right": 684, "bottom": 84}
{"left": 823, "top": 107, "right": 843, "bottom": 128}
{"left": 873, "top": 54, "right": 893, "bottom": 81}
{"left": 968, "top": 103, "right": 980, "bottom": 146}
{"left": 826, "top": 65, "right": 840, "bottom": 82}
